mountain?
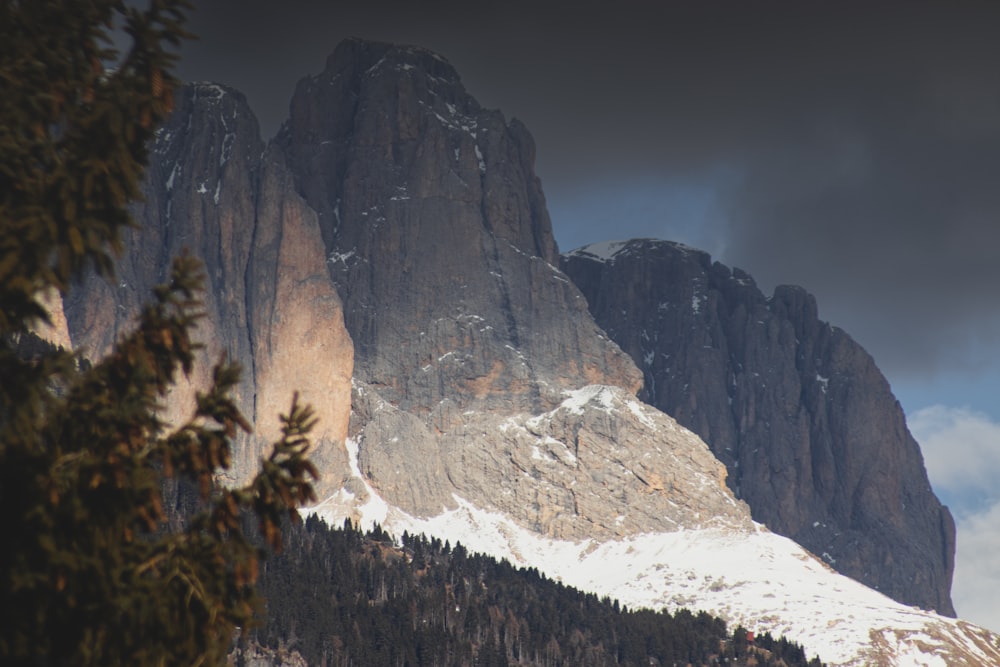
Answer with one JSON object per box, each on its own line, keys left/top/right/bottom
{"left": 61, "top": 38, "right": 999, "bottom": 666}
{"left": 63, "top": 83, "right": 354, "bottom": 496}
{"left": 250, "top": 516, "right": 823, "bottom": 667}
{"left": 561, "top": 239, "right": 956, "bottom": 615}
{"left": 311, "top": 391, "right": 997, "bottom": 667}
{"left": 276, "top": 38, "right": 641, "bottom": 418}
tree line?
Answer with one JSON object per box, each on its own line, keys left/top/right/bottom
{"left": 249, "top": 516, "right": 824, "bottom": 667}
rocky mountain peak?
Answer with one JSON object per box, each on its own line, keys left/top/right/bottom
{"left": 323, "top": 37, "right": 465, "bottom": 90}
{"left": 276, "top": 38, "right": 639, "bottom": 422}
{"left": 55, "top": 39, "right": 997, "bottom": 663}
{"left": 280, "top": 38, "right": 555, "bottom": 264}
{"left": 64, "top": 83, "right": 354, "bottom": 495}
{"left": 562, "top": 237, "right": 956, "bottom": 616}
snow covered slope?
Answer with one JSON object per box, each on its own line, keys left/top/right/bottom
{"left": 308, "top": 386, "right": 1000, "bottom": 667}
{"left": 311, "top": 490, "right": 1000, "bottom": 666}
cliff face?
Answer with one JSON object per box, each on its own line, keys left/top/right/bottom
{"left": 63, "top": 84, "right": 354, "bottom": 494}
{"left": 276, "top": 38, "right": 640, "bottom": 427}
{"left": 247, "top": 144, "right": 354, "bottom": 489}
{"left": 62, "top": 37, "right": 960, "bottom": 638}
{"left": 562, "top": 239, "right": 956, "bottom": 615}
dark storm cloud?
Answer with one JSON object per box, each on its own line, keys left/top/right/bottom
{"left": 174, "top": 0, "right": 1000, "bottom": 379}
{"left": 707, "top": 5, "right": 1000, "bottom": 378}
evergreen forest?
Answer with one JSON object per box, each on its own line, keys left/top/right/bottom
{"left": 247, "top": 515, "right": 825, "bottom": 667}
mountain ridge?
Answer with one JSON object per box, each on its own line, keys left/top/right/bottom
{"left": 562, "top": 238, "right": 955, "bottom": 614}
{"left": 58, "top": 38, "right": 993, "bottom": 666}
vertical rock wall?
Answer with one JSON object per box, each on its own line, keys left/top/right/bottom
{"left": 63, "top": 84, "right": 354, "bottom": 492}
{"left": 563, "top": 239, "right": 956, "bottom": 615}
{"left": 60, "top": 39, "right": 955, "bottom": 617}
{"left": 277, "top": 39, "right": 640, "bottom": 426}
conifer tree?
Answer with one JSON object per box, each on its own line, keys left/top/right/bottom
{"left": 0, "top": 2, "right": 318, "bottom": 665}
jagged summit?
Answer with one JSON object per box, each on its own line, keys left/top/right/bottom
{"left": 275, "top": 37, "right": 639, "bottom": 422}
{"left": 562, "top": 236, "right": 956, "bottom": 616}
{"left": 322, "top": 37, "right": 463, "bottom": 87}
{"left": 568, "top": 237, "right": 711, "bottom": 265}
{"left": 65, "top": 82, "right": 354, "bottom": 496}
{"left": 60, "top": 40, "right": 994, "bottom": 665}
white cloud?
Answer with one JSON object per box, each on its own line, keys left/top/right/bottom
{"left": 909, "top": 405, "right": 1000, "bottom": 633}
{"left": 908, "top": 404, "right": 1000, "bottom": 496}
{"left": 951, "top": 502, "right": 1000, "bottom": 634}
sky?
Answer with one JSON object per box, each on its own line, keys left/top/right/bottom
{"left": 169, "top": 0, "right": 1000, "bottom": 631}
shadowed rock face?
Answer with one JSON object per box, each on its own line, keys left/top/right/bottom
{"left": 63, "top": 38, "right": 955, "bottom": 621}
{"left": 277, "top": 38, "right": 641, "bottom": 425}
{"left": 63, "top": 84, "right": 354, "bottom": 495}
{"left": 562, "top": 239, "right": 956, "bottom": 615}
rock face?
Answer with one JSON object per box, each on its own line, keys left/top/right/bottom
{"left": 342, "top": 382, "right": 752, "bottom": 538}
{"left": 435, "top": 385, "right": 751, "bottom": 540}
{"left": 246, "top": 144, "right": 354, "bottom": 491}
{"left": 61, "top": 36, "right": 968, "bottom": 654}
{"left": 562, "top": 239, "right": 956, "bottom": 615}
{"left": 276, "top": 38, "right": 640, "bottom": 429}
{"left": 63, "top": 83, "right": 354, "bottom": 494}
{"left": 269, "top": 38, "right": 644, "bottom": 522}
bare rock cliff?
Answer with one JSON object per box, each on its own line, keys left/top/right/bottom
{"left": 562, "top": 238, "right": 956, "bottom": 615}
{"left": 276, "top": 38, "right": 640, "bottom": 426}
{"left": 61, "top": 38, "right": 956, "bottom": 627}
{"left": 63, "top": 84, "right": 353, "bottom": 492}
{"left": 247, "top": 144, "right": 354, "bottom": 494}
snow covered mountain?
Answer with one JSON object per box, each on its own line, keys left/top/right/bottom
{"left": 562, "top": 238, "right": 956, "bottom": 614}
{"left": 308, "top": 386, "right": 1000, "bottom": 666}
{"left": 62, "top": 38, "right": 1000, "bottom": 666}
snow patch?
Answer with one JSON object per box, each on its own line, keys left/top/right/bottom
{"left": 327, "top": 249, "right": 357, "bottom": 266}
{"left": 306, "top": 476, "right": 999, "bottom": 667}
{"left": 195, "top": 82, "right": 226, "bottom": 100}
{"left": 474, "top": 144, "right": 486, "bottom": 172}
{"left": 567, "top": 240, "right": 630, "bottom": 262}
{"left": 165, "top": 163, "right": 180, "bottom": 191}
{"left": 625, "top": 399, "right": 657, "bottom": 429}
{"left": 364, "top": 56, "right": 387, "bottom": 76}
{"left": 560, "top": 385, "right": 617, "bottom": 415}
{"left": 219, "top": 132, "right": 235, "bottom": 168}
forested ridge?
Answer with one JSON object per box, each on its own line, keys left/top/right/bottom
{"left": 248, "top": 516, "right": 824, "bottom": 667}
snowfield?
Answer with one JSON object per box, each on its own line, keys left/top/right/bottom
{"left": 307, "top": 386, "right": 1000, "bottom": 666}
{"left": 310, "top": 476, "right": 1000, "bottom": 667}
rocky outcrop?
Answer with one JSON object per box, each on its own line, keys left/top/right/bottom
{"left": 342, "top": 381, "right": 752, "bottom": 538}
{"left": 63, "top": 84, "right": 354, "bottom": 491}
{"left": 247, "top": 144, "right": 354, "bottom": 495}
{"left": 435, "top": 385, "right": 751, "bottom": 540}
{"left": 66, "top": 83, "right": 262, "bottom": 441}
{"left": 276, "top": 38, "right": 640, "bottom": 426}
{"left": 562, "top": 239, "right": 956, "bottom": 615}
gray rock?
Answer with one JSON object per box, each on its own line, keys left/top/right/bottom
{"left": 562, "top": 238, "right": 956, "bottom": 615}
{"left": 437, "top": 385, "right": 753, "bottom": 541}
{"left": 277, "top": 38, "right": 641, "bottom": 422}
{"left": 64, "top": 38, "right": 956, "bottom": 623}
{"left": 64, "top": 84, "right": 355, "bottom": 491}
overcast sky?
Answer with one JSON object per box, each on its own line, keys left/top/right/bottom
{"left": 171, "top": 0, "right": 1000, "bottom": 631}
